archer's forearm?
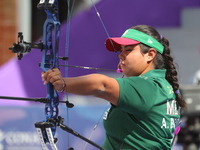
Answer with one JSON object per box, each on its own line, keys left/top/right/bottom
{"left": 62, "top": 74, "right": 107, "bottom": 96}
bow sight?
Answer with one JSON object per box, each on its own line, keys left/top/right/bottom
{"left": 9, "top": 32, "right": 43, "bottom": 60}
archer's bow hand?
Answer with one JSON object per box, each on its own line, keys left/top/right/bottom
{"left": 41, "top": 68, "right": 66, "bottom": 92}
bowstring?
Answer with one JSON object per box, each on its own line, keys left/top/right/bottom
{"left": 90, "top": 0, "right": 110, "bottom": 39}
{"left": 90, "top": 0, "right": 119, "bottom": 55}
{"left": 65, "top": 0, "right": 121, "bottom": 149}
{"left": 83, "top": 1, "right": 118, "bottom": 149}
{"left": 83, "top": 103, "right": 110, "bottom": 150}
{"left": 65, "top": 0, "right": 76, "bottom": 148}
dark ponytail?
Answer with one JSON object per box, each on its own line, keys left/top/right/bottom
{"left": 131, "top": 25, "right": 186, "bottom": 108}
{"left": 161, "top": 36, "right": 186, "bottom": 108}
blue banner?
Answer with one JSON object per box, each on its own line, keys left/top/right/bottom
{"left": 0, "top": 104, "right": 108, "bottom": 150}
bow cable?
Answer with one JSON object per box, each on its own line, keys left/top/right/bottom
{"left": 90, "top": 0, "right": 119, "bottom": 54}
{"left": 63, "top": 0, "right": 122, "bottom": 149}
{"left": 82, "top": 1, "right": 122, "bottom": 149}
{"left": 65, "top": 0, "right": 76, "bottom": 149}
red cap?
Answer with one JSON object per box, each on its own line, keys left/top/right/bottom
{"left": 105, "top": 37, "right": 140, "bottom": 52}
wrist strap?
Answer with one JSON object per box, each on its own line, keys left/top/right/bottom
{"left": 57, "top": 79, "right": 66, "bottom": 92}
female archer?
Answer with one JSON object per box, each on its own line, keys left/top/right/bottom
{"left": 42, "top": 25, "right": 186, "bottom": 149}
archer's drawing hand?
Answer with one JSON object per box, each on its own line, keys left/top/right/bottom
{"left": 41, "top": 68, "right": 65, "bottom": 92}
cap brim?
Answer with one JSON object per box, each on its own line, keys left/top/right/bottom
{"left": 105, "top": 37, "right": 140, "bottom": 52}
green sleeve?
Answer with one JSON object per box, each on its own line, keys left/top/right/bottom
{"left": 115, "top": 77, "right": 157, "bottom": 115}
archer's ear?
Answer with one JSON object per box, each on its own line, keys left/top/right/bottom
{"left": 146, "top": 48, "right": 157, "bottom": 62}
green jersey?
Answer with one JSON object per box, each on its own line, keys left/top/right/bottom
{"left": 102, "top": 69, "right": 180, "bottom": 150}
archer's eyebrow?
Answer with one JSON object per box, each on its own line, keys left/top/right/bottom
{"left": 121, "top": 45, "right": 135, "bottom": 49}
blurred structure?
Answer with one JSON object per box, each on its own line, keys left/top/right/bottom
{"left": 0, "top": 1, "right": 17, "bottom": 66}
{"left": 178, "top": 85, "right": 200, "bottom": 150}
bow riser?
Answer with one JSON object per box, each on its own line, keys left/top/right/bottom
{"left": 39, "top": 0, "right": 60, "bottom": 143}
